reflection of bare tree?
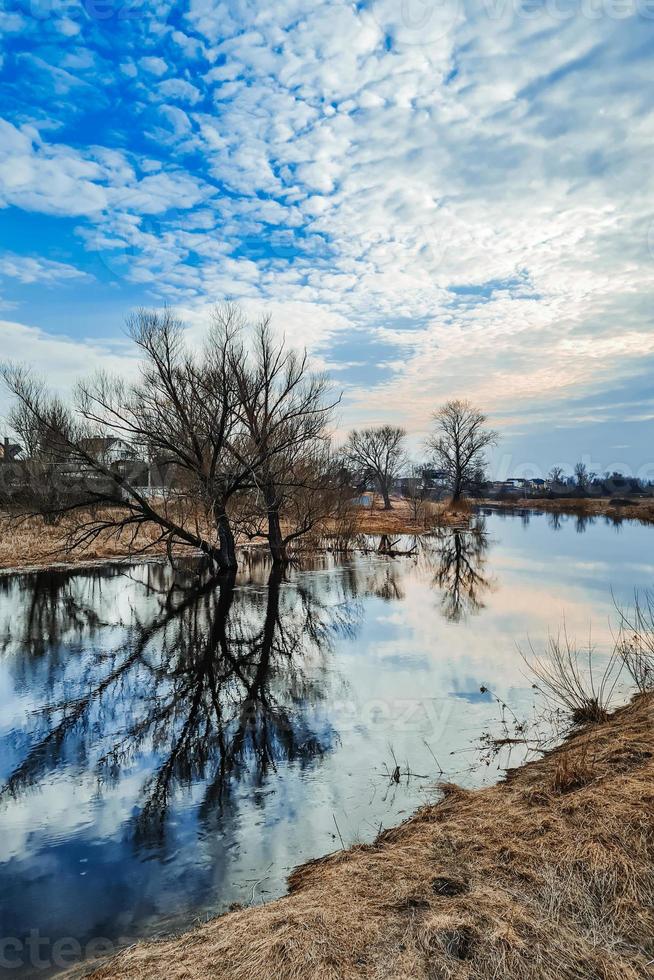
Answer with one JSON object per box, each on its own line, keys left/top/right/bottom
{"left": 548, "top": 512, "right": 562, "bottom": 532}
{"left": 427, "top": 522, "right": 491, "bottom": 622}
{"left": 0, "top": 564, "right": 359, "bottom": 845}
{"left": 574, "top": 514, "right": 596, "bottom": 534}
{"left": 0, "top": 567, "right": 109, "bottom": 657}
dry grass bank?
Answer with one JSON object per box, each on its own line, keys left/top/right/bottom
{"left": 80, "top": 693, "right": 654, "bottom": 980}
{"left": 0, "top": 510, "right": 180, "bottom": 571}
{"left": 332, "top": 496, "right": 471, "bottom": 537}
{"left": 480, "top": 496, "right": 654, "bottom": 525}
{"left": 0, "top": 498, "right": 465, "bottom": 571}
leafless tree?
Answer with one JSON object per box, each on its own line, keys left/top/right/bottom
{"left": 1, "top": 307, "right": 348, "bottom": 571}
{"left": 2, "top": 311, "right": 249, "bottom": 570}
{"left": 426, "top": 400, "right": 497, "bottom": 504}
{"left": 549, "top": 465, "right": 565, "bottom": 485}
{"left": 344, "top": 425, "right": 406, "bottom": 510}
{"left": 574, "top": 461, "right": 589, "bottom": 492}
{"left": 402, "top": 464, "right": 426, "bottom": 524}
{"left": 218, "top": 306, "right": 340, "bottom": 564}
{"left": 0, "top": 389, "right": 80, "bottom": 524}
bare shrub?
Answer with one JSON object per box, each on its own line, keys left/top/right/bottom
{"left": 615, "top": 589, "right": 654, "bottom": 693}
{"left": 524, "top": 626, "right": 622, "bottom": 725}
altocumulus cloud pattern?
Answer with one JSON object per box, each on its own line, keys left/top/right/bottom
{"left": 0, "top": 0, "right": 653, "bottom": 468}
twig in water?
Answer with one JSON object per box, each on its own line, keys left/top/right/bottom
{"left": 422, "top": 739, "right": 445, "bottom": 775}
{"left": 333, "top": 814, "right": 345, "bottom": 849}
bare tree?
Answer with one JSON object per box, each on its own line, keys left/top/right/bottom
{"left": 574, "top": 462, "right": 589, "bottom": 492}
{"left": 344, "top": 425, "right": 406, "bottom": 510}
{"left": 218, "top": 306, "right": 340, "bottom": 564}
{"left": 2, "top": 310, "right": 253, "bottom": 570}
{"left": 426, "top": 400, "right": 497, "bottom": 505}
{"left": 549, "top": 465, "right": 565, "bottom": 485}
{"left": 0, "top": 389, "right": 81, "bottom": 524}
{"left": 403, "top": 463, "right": 426, "bottom": 524}
{"left": 1, "top": 306, "right": 346, "bottom": 571}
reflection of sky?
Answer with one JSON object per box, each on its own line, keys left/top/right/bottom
{"left": 0, "top": 513, "right": 653, "bottom": 971}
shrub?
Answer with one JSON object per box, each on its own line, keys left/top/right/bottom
{"left": 524, "top": 626, "right": 621, "bottom": 725}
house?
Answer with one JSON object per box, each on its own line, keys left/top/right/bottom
{"left": 422, "top": 468, "right": 448, "bottom": 488}
{"left": 78, "top": 436, "right": 136, "bottom": 464}
{"left": 0, "top": 437, "right": 22, "bottom": 464}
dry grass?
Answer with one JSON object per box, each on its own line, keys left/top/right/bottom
{"left": 77, "top": 693, "right": 654, "bottom": 980}
{"left": 616, "top": 591, "right": 654, "bottom": 694}
{"left": 321, "top": 496, "right": 470, "bottom": 540}
{"left": 0, "top": 498, "right": 465, "bottom": 571}
{"left": 0, "top": 510, "right": 173, "bottom": 571}
{"left": 482, "top": 496, "right": 654, "bottom": 525}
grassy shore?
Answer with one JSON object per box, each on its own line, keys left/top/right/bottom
{"left": 76, "top": 693, "right": 654, "bottom": 980}
{"left": 0, "top": 498, "right": 467, "bottom": 572}
{"left": 479, "top": 495, "right": 654, "bottom": 525}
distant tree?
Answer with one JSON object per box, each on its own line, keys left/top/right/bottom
{"left": 467, "top": 463, "right": 487, "bottom": 497}
{"left": 426, "top": 400, "right": 497, "bottom": 504}
{"left": 403, "top": 463, "right": 425, "bottom": 523}
{"left": 549, "top": 466, "right": 565, "bottom": 484}
{"left": 574, "top": 461, "right": 589, "bottom": 492}
{"left": 344, "top": 425, "right": 406, "bottom": 510}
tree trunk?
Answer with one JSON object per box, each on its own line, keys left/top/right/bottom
{"left": 265, "top": 484, "right": 288, "bottom": 565}
{"left": 213, "top": 503, "right": 238, "bottom": 571}
{"left": 381, "top": 482, "right": 392, "bottom": 510}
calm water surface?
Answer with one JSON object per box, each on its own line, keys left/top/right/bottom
{"left": 0, "top": 511, "right": 652, "bottom": 975}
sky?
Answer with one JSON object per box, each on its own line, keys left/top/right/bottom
{"left": 0, "top": 0, "right": 653, "bottom": 478}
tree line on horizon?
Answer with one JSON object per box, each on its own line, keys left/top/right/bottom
{"left": 0, "top": 305, "right": 497, "bottom": 572}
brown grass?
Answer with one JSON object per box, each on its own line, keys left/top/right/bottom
{"left": 481, "top": 496, "right": 654, "bottom": 525}
{"left": 0, "top": 511, "right": 174, "bottom": 571}
{"left": 0, "top": 498, "right": 465, "bottom": 571}
{"left": 77, "top": 693, "right": 654, "bottom": 980}
{"left": 329, "top": 496, "right": 470, "bottom": 537}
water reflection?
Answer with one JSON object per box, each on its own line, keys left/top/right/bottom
{"left": 1, "top": 565, "right": 360, "bottom": 848}
{"left": 426, "top": 523, "right": 492, "bottom": 622}
{"left": 3, "top": 512, "right": 649, "bottom": 975}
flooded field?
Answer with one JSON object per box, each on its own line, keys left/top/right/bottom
{"left": 0, "top": 511, "right": 652, "bottom": 976}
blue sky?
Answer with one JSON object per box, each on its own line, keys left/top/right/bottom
{"left": 0, "top": 0, "right": 653, "bottom": 477}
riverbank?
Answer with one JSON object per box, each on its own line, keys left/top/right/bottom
{"left": 479, "top": 496, "right": 654, "bottom": 525}
{"left": 78, "top": 693, "right": 654, "bottom": 980}
{"left": 0, "top": 499, "right": 466, "bottom": 572}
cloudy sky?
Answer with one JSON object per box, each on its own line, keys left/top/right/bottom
{"left": 0, "top": 0, "right": 653, "bottom": 477}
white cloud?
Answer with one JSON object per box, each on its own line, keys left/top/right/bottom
{"left": 139, "top": 56, "right": 168, "bottom": 77}
{"left": 157, "top": 78, "right": 203, "bottom": 105}
{"left": 0, "top": 253, "right": 88, "bottom": 285}
{"left": 0, "top": 318, "right": 140, "bottom": 418}
{"left": 1, "top": 1, "right": 653, "bottom": 448}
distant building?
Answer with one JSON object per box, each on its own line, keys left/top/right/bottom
{"left": 422, "top": 468, "right": 448, "bottom": 488}
{"left": 0, "top": 437, "right": 21, "bottom": 464}
{"left": 78, "top": 436, "right": 136, "bottom": 464}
